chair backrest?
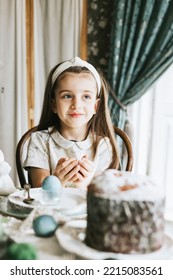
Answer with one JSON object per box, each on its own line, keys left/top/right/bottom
{"left": 16, "top": 126, "right": 37, "bottom": 188}
{"left": 113, "top": 125, "right": 133, "bottom": 171}
{"left": 16, "top": 126, "right": 133, "bottom": 188}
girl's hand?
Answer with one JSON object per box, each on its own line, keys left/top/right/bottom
{"left": 75, "top": 155, "right": 94, "bottom": 183}
{"left": 53, "top": 157, "right": 80, "bottom": 187}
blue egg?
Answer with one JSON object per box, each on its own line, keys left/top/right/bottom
{"left": 42, "top": 175, "right": 62, "bottom": 191}
{"left": 33, "top": 215, "right": 58, "bottom": 237}
{"left": 41, "top": 176, "right": 62, "bottom": 203}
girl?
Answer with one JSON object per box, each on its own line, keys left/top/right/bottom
{"left": 24, "top": 57, "right": 120, "bottom": 189}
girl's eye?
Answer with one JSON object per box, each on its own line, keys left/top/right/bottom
{"left": 84, "top": 95, "right": 91, "bottom": 99}
{"left": 63, "top": 94, "right": 72, "bottom": 99}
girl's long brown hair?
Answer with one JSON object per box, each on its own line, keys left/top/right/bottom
{"left": 37, "top": 63, "right": 120, "bottom": 169}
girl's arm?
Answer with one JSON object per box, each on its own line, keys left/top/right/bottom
{"left": 29, "top": 158, "right": 81, "bottom": 188}
{"left": 29, "top": 167, "right": 50, "bottom": 188}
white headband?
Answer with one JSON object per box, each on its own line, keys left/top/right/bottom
{"left": 52, "top": 57, "right": 101, "bottom": 93}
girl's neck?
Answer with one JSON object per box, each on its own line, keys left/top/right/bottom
{"left": 59, "top": 127, "right": 88, "bottom": 141}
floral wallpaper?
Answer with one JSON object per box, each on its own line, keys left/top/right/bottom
{"left": 87, "top": 0, "right": 114, "bottom": 78}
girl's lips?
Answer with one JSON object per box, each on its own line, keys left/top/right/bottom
{"left": 69, "top": 113, "right": 83, "bottom": 118}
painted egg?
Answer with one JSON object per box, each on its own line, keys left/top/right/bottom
{"left": 42, "top": 175, "right": 62, "bottom": 191}
{"left": 41, "top": 176, "right": 62, "bottom": 204}
{"left": 33, "top": 215, "right": 58, "bottom": 237}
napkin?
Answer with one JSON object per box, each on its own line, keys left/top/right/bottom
{"left": 3, "top": 204, "right": 86, "bottom": 241}
{"left": 2, "top": 207, "right": 72, "bottom": 243}
{"left": 0, "top": 214, "right": 75, "bottom": 260}
{"left": 19, "top": 207, "right": 72, "bottom": 234}
{"left": 0, "top": 150, "right": 16, "bottom": 195}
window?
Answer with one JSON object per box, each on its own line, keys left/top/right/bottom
{"left": 131, "top": 64, "right": 173, "bottom": 220}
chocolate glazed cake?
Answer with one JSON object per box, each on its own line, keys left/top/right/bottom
{"left": 85, "top": 170, "right": 165, "bottom": 254}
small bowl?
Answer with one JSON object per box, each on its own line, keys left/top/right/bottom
{"left": 40, "top": 189, "right": 62, "bottom": 206}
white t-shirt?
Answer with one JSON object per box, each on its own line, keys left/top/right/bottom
{"left": 23, "top": 127, "right": 113, "bottom": 189}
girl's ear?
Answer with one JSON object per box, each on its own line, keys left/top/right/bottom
{"left": 51, "top": 99, "right": 57, "bottom": 113}
{"left": 94, "top": 98, "right": 100, "bottom": 114}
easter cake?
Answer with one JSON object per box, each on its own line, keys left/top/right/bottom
{"left": 85, "top": 169, "right": 165, "bottom": 254}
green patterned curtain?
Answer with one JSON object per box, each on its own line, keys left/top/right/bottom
{"left": 87, "top": 0, "right": 173, "bottom": 128}
{"left": 87, "top": 1, "right": 114, "bottom": 76}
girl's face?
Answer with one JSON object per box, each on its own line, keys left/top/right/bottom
{"left": 52, "top": 72, "right": 99, "bottom": 137}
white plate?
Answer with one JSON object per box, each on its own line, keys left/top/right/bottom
{"left": 56, "top": 220, "right": 173, "bottom": 260}
{"left": 8, "top": 188, "right": 86, "bottom": 216}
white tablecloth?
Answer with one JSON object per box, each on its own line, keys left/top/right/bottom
{"left": 1, "top": 214, "right": 173, "bottom": 260}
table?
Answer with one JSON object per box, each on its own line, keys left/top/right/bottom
{"left": 1, "top": 196, "right": 173, "bottom": 260}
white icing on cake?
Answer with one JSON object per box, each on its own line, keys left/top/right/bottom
{"left": 90, "top": 169, "right": 164, "bottom": 202}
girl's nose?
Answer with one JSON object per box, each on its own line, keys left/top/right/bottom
{"left": 71, "top": 97, "right": 81, "bottom": 109}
